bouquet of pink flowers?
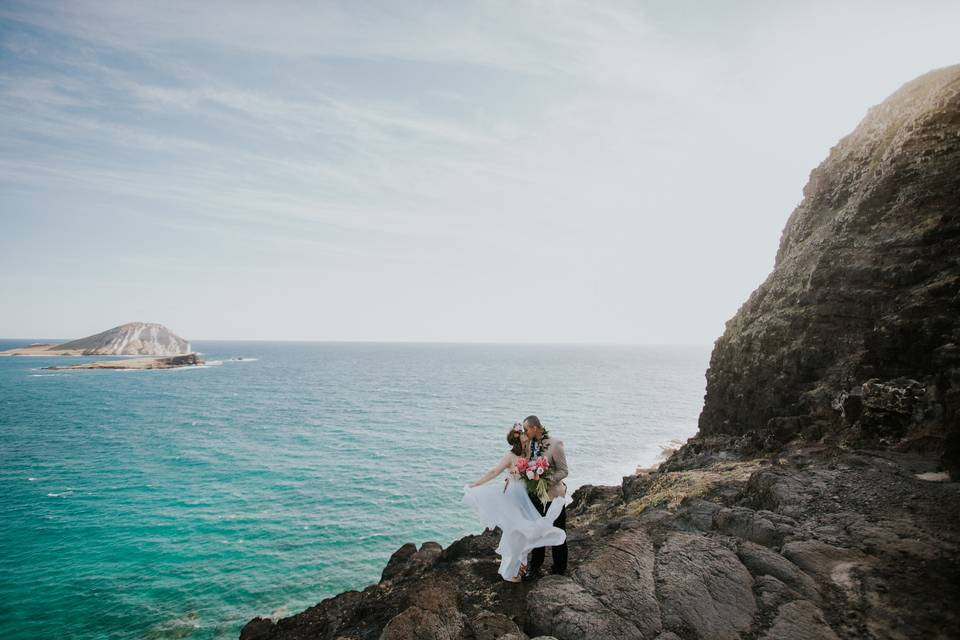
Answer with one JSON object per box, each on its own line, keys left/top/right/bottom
{"left": 515, "top": 456, "right": 553, "bottom": 503}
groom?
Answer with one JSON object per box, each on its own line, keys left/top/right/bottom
{"left": 522, "top": 415, "right": 569, "bottom": 577}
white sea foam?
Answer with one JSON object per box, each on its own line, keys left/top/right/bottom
{"left": 149, "top": 612, "right": 201, "bottom": 635}
{"left": 656, "top": 438, "right": 685, "bottom": 462}
{"left": 161, "top": 364, "right": 209, "bottom": 372}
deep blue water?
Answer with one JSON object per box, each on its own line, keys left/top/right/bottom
{"left": 0, "top": 341, "right": 709, "bottom": 639}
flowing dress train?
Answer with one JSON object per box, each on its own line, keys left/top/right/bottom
{"left": 462, "top": 476, "right": 566, "bottom": 580}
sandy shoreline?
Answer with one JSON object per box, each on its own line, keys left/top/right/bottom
{"left": 0, "top": 344, "right": 87, "bottom": 356}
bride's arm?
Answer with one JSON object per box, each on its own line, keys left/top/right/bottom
{"left": 469, "top": 452, "right": 513, "bottom": 487}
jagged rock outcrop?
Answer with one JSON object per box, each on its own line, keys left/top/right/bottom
{"left": 696, "top": 65, "right": 960, "bottom": 475}
{"left": 54, "top": 322, "right": 191, "bottom": 356}
{"left": 240, "top": 445, "right": 959, "bottom": 640}
{"left": 239, "top": 67, "right": 960, "bottom": 640}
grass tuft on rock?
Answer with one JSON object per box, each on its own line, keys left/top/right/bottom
{"left": 627, "top": 460, "right": 766, "bottom": 514}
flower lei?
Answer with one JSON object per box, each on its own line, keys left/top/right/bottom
{"left": 515, "top": 424, "right": 553, "bottom": 503}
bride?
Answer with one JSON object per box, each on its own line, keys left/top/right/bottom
{"left": 462, "top": 423, "right": 566, "bottom": 582}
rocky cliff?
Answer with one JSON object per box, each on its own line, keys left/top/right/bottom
{"left": 53, "top": 322, "right": 191, "bottom": 356}
{"left": 240, "top": 66, "right": 960, "bottom": 640}
{"left": 696, "top": 65, "right": 960, "bottom": 475}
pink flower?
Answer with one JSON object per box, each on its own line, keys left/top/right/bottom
{"left": 535, "top": 456, "right": 549, "bottom": 471}
{"left": 516, "top": 458, "right": 529, "bottom": 473}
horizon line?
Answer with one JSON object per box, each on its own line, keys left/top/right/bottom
{"left": 0, "top": 336, "right": 714, "bottom": 348}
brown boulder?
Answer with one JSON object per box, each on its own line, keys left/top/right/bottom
{"left": 655, "top": 532, "right": 756, "bottom": 640}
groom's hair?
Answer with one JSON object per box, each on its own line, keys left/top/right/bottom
{"left": 524, "top": 415, "right": 542, "bottom": 429}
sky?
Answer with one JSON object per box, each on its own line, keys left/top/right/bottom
{"left": 1, "top": 1, "right": 958, "bottom": 343}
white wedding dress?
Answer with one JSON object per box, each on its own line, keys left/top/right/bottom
{"left": 462, "top": 467, "right": 566, "bottom": 581}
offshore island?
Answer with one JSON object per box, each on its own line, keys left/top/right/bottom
{"left": 0, "top": 322, "right": 203, "bottom": 369}
{"left": 241, "top": 66, "right": 960, "bottom": 640}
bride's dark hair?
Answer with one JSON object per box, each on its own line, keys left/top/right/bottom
{"left": 507, "top": 427, "right": 523, "bottom": 456}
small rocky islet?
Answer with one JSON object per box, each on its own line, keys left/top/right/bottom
{"left": 0, "top": 322, "right": 203, "bottom": 369}
{"left": 240, "top": 64, "right": 960, "bottom": 640}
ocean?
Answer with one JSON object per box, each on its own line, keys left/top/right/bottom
{"left": 0, "top": 341, "right": 709, "bottom": 639}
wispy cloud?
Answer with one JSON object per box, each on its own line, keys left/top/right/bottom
{"left": 2, "top": 1, "right": 959, "bottom": 341}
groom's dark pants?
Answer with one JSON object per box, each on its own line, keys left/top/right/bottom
{"left": 529, "top": 496, "right": 568, "bottom": 575}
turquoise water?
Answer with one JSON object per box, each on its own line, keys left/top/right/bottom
{"left": 0, "top": 341, "right": 709, "bottom": 639}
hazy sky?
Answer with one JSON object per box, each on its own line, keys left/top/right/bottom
{"left": 1, "top": 2, "right": 958, "bottom": 343}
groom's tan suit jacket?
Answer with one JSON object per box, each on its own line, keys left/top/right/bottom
{"left": 524, "top": 436, "right": 569, "bottom": 501}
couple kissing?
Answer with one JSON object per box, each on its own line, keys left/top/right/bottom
{"left": 462, "top": 415, "right": 568, "bottom": 582}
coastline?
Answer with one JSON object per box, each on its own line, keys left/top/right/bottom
{"left": 562, "top": 435, "right": 694, "bottom": 498}
{"left": 229, "top": 430, "right": 699, "bottom": 633}
{"left": 0, "top": 345, "right": 87, "bottom": 356}
{"left": 41, "top": 353, "right": 203, "bottom": 370}
{"left": 240, "top": 439, "right": 959, "bottom": 640}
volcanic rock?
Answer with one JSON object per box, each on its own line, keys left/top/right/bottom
{"left": 694, "top": 65, "right": 960, "bottom": 475}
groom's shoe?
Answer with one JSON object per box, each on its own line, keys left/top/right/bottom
{"left": 521, "top": 567, "right": 543, "bottom": 582}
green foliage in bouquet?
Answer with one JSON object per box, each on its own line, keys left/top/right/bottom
{"left": 519, "top": 424, "right": 554, "bottom": 503}
{"left": 521, "top": 447, "right": 554, "bottom": 504}
{"left": 527, "top": 471, "right": 553, "bottom": 504}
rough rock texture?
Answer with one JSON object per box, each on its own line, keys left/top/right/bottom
{"left": 240, "top": 67, "right": 960, "bottom": 640}
{"left": 655, "top": 532, "right": 756, "bottom": 640}
{"left": 240, "top": 446, "right": 960, "bottom": 640}
{"left": 54, "top": 322, "right": 191, "bottom": 355}
{"left": 525, "top": 575, "right": 645, "bottom": 640}
{"left": 569, "top": 527, "right": 660, "bottom": 636}
{"left": 762, "top": 600, "right": 839, "bottom": 640}
{"left": 696, "top": 65, "right": 960, "bottom": 476}
{"left": 380, "top": 579, "right": 466, "bottom": 640}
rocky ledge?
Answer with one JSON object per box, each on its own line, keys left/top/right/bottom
{"left": 240, "top": 65, "right": 960, "bottom": 640}
{"left": 43, "top": 353, "right": 203, "bottom": 370}
{"left": 241, "top": 444, "right": 957, "bottom": 640}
